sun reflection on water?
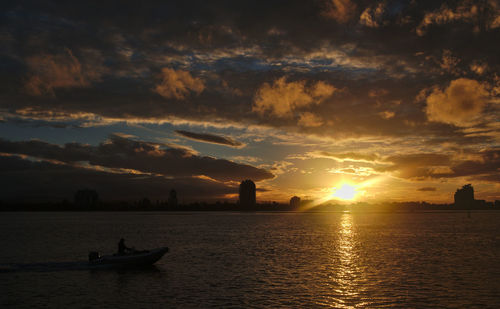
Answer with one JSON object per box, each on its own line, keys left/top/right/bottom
{"left": 329, "top": 213, "right": 368, "bottom": 308}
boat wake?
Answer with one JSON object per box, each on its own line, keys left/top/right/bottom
{"left": 0, "top": 247, "right": 169, "bottom": 273}
{"left": 0, "top": 261, "right": 97, "bottom": 273}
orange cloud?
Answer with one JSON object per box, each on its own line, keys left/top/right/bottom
{"left": 322, "top": 0, "right": 357, "bottom": 23}
{"left": 417, "top": 187, "right": 437, "bottom": 192}
{"left": 492, "top": 15, "right": 500, "bottom": 28}
{"left": 470, "top": 61, "right": 488, "bottom": 75}
{"left": 154, "top": 68, "right": 205, "bottom": 99}
{"left": 368, "top": 88, "right": 388, "bottom": 97}
{"left": 425, "top": 78, "right": 489, "bottom": 127}
{"left": 440, "top": 49, "right": 461, "bottom": 74}
{"left": 416, "top": 2, "right": 479, "bottom": 36}
{"left": 359, "top": 2, "right": 385, "bottom": 27}
{"left": 302, "top": 151, "right": 380, "bottom": 163}
{"left": 253, "top": 77, "right": 336, "bottom": 118}
{"left": 298, "top": 112, "right": 323, "bottom": 127}
{"left": 378, "top": 110, "right": 395, "bottom": 119}
{"left": 25, "top": 49, "right": 92, "bottom": 96}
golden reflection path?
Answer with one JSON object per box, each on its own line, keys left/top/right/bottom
{"left": 324, "top": 213, "right": 368, "bottom": 308}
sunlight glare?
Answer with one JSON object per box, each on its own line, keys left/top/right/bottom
{"left": 332, "top": 183, "right": 358, "bottom": 200}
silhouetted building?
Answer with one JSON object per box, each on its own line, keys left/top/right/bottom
{"left": 475, "top": 199, "right": 487, "bottom": 208}
{"left": 290, "top": 196, "right": 301, "bottom": 208}
{"left": 74, "top": 189, "right": 98, "bottom": 208}
{"left": 140, "top": 198, "right": 151, "bottom": 207}
{"left": 454, "top": 184, "right": 474, "bottom": 207}
{"left": 168, "top": 189, "right": 178, "bottom": 207}
{"left": 239, "top": 179, "right": 256, "bottom": 208}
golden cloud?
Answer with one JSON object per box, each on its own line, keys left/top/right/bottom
{"left": 440, "top": 49, "right": 461, "bottom": 75}
{"left": 359, "top": 2, "right": 385, "bottom": 27}
{"left": 322, "top": 0, "right": 357, "bottom": 23}
{"left": 368, "top": 88, "right": 388, "bottom": 98}
{"left": 154, "top": 68, "right": 205, "bottom": 100}
{"left": 470, "top": 61, "right": 488, "bottom": 75}
{"left": 378, "top": 110, "right": 395, "bottom": 119}
{"left": 492, "top": 15, "right": 500, "bottom": 28}
{"left": 25, "top": 49, "right": 92, "bottom": 96}
{"left": 253, "top": 77, "right": 336, "bottom": 118}
{"left": 298, "top": 112, "right": 323, "bottom": 127}
{"left": 416, "top": 2, "right": 479, "bottom": 36}
{"left": 309, "top": 151, "right": 380, "bottom": 163}
{"left": 425, "top": 78, "right": 489, "bottom": 127}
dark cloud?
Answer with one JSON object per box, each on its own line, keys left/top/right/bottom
{"left": 175, "top": 130, "right": 244, "bottom": 147}
{"left": 2, "top": 0, "right": 498, "bottom": 65}
{"left": 425, "top": 78, "right": 490, "bottom": 127}
{"left": 417, "top": 187, "right": 437, "bottom": 192}
{"left": 0, "top": 0, "right": 498, "bottom": 203}
{"left": 317, "top": 151, "right": 380, "bottom": 162}
{"left": 383, "top": 153, "right": 451, "bottom": 167}
{"left": 0, "top": 155, "right": 235, "bottom": 202}
{"left": 24, "top": 49, "right": 95, "bottom": 96}
{"left": 448, "top": 149, "right": 500, "bottom": 180}
{"left": 0, "top": 135, "right": 273, "bottom": 182}
{"left": 0, "top": 0, "right": 498, "bottom": 144}
{"left": 379, "top": 149, "right": 500, "bottom": 182}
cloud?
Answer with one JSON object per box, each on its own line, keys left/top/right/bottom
{"left": 470, "top": 61, "right": 488, "bottom": 75}
{"left": 1, "top": 0, "right": 499, "bottom": 149}
{"left": 383, "top": 153, "right": 451, "bottom": 167}
{"left": 175, "top": 130, "right": 244, "bottom": 147}
{"left": 417, "top": 187, "right": 437, "bottom": 192}
{"left": 448, "top": 148, "right": 500, "bottom": 180}
{"left": 415, "top": 1, "right": 500, "bottom": 34}
{"left": 311, "top": 151, "right": 380, "bottom": 163}
{"left": 376, "top": 153, "right": 453, "bottom": 179}
{"left": 369, "top": 88, "right": 388, "bottom": 98}
{"left": 154, "top": 68, "right": 205, "bottom": 99}
{"left": 440, "top": 50, "right": 461, "bottom": 75}
{"left": 322, "top": 0, "right": 357, "bottom": 23}
{"left": 492, "top": 15, "right": 500, "bottom": 28}
{"left": 252, "top": 77, "right": 336, "bottom": 118}
{"left": 298, "top": 112, "right": 323, "bottom": 127}
{"left": 0, "top": 135, "right": 273, "bottom": 182}
{"left": 0, "top": 154, "right": 235, "bottom": 202}
{"left": 416, "top": 2, "right": 479, "bottom": 36}
{"left": 378, "top": 111, "right": 395, "bottom": 119}
{"left": 359, "top": 2, "right": 385, "bottom": 27}
{"left": 425, "top": 78, "right": 490, "bottom": 127}
{"left": 25, "top": 49, "right": 94, "bottom": 96}
{"left": 377, "top": 149, "right": 500, "bottom": 182}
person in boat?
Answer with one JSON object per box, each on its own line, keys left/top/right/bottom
{"left": 118, "top": 238, "right": 134, "bottom": 255}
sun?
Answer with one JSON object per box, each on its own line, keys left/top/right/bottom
{"left": 331, "top": 183, "right": 358, "bottom": 201}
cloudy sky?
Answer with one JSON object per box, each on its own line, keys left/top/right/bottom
{"left": 0, "top": 0, "right": 499, "bottom": 203}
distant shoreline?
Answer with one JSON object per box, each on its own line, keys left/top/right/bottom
{"left": 1, "top": 201, "right": 498, "bottom": 212}
{"left": 2, "top": 210, "right": 500, "bottom": 213}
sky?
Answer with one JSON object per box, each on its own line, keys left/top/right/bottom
{"left": 0, "top": 0, "right": 499, "bottom": 203}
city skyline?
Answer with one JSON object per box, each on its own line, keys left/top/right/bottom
{"left": 0, "top": 1, "right": 499, "bottom": 204}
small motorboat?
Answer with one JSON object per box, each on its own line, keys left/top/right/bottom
{"left": 88, "top": 247, "right": 169, "bottom": 268}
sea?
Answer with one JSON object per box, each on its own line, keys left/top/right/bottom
{"left": 1, "top": 211, "right": 499, "bottom": 308}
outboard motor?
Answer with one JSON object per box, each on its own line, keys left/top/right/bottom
{"left": 88, "top": 251, "right": 100, "bottom": 262}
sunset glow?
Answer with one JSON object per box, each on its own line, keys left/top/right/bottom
{"left": 0, "top": 0, "right": 498, "bottom": 205}
{"left": 331, "top": 184, "right": 358, "bottom": 201}
{"left": 1, "top": 2, "right": 499, "bottom": 308}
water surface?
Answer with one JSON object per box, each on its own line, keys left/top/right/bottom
{"left": 1, "top": 211, "right": 499, "bottom": 308}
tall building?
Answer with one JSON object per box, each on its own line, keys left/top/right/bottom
{"left": 168, "top": 189, "right": 178, "bottom": 207}
{"left": 239, "top": 179, "right": 256, "bottom": 208}
{"left": 74, "top": 189, "right": 99, "bottom": 208}
{"left": 290, "top": 196, "right": 301, "bottom": 208}
{"left": 454, "top": 184, "right": 474, "bottom": 207}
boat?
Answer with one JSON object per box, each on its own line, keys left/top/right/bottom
{"left": 88, "top": 247, "right": 169, "bottom": 268}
